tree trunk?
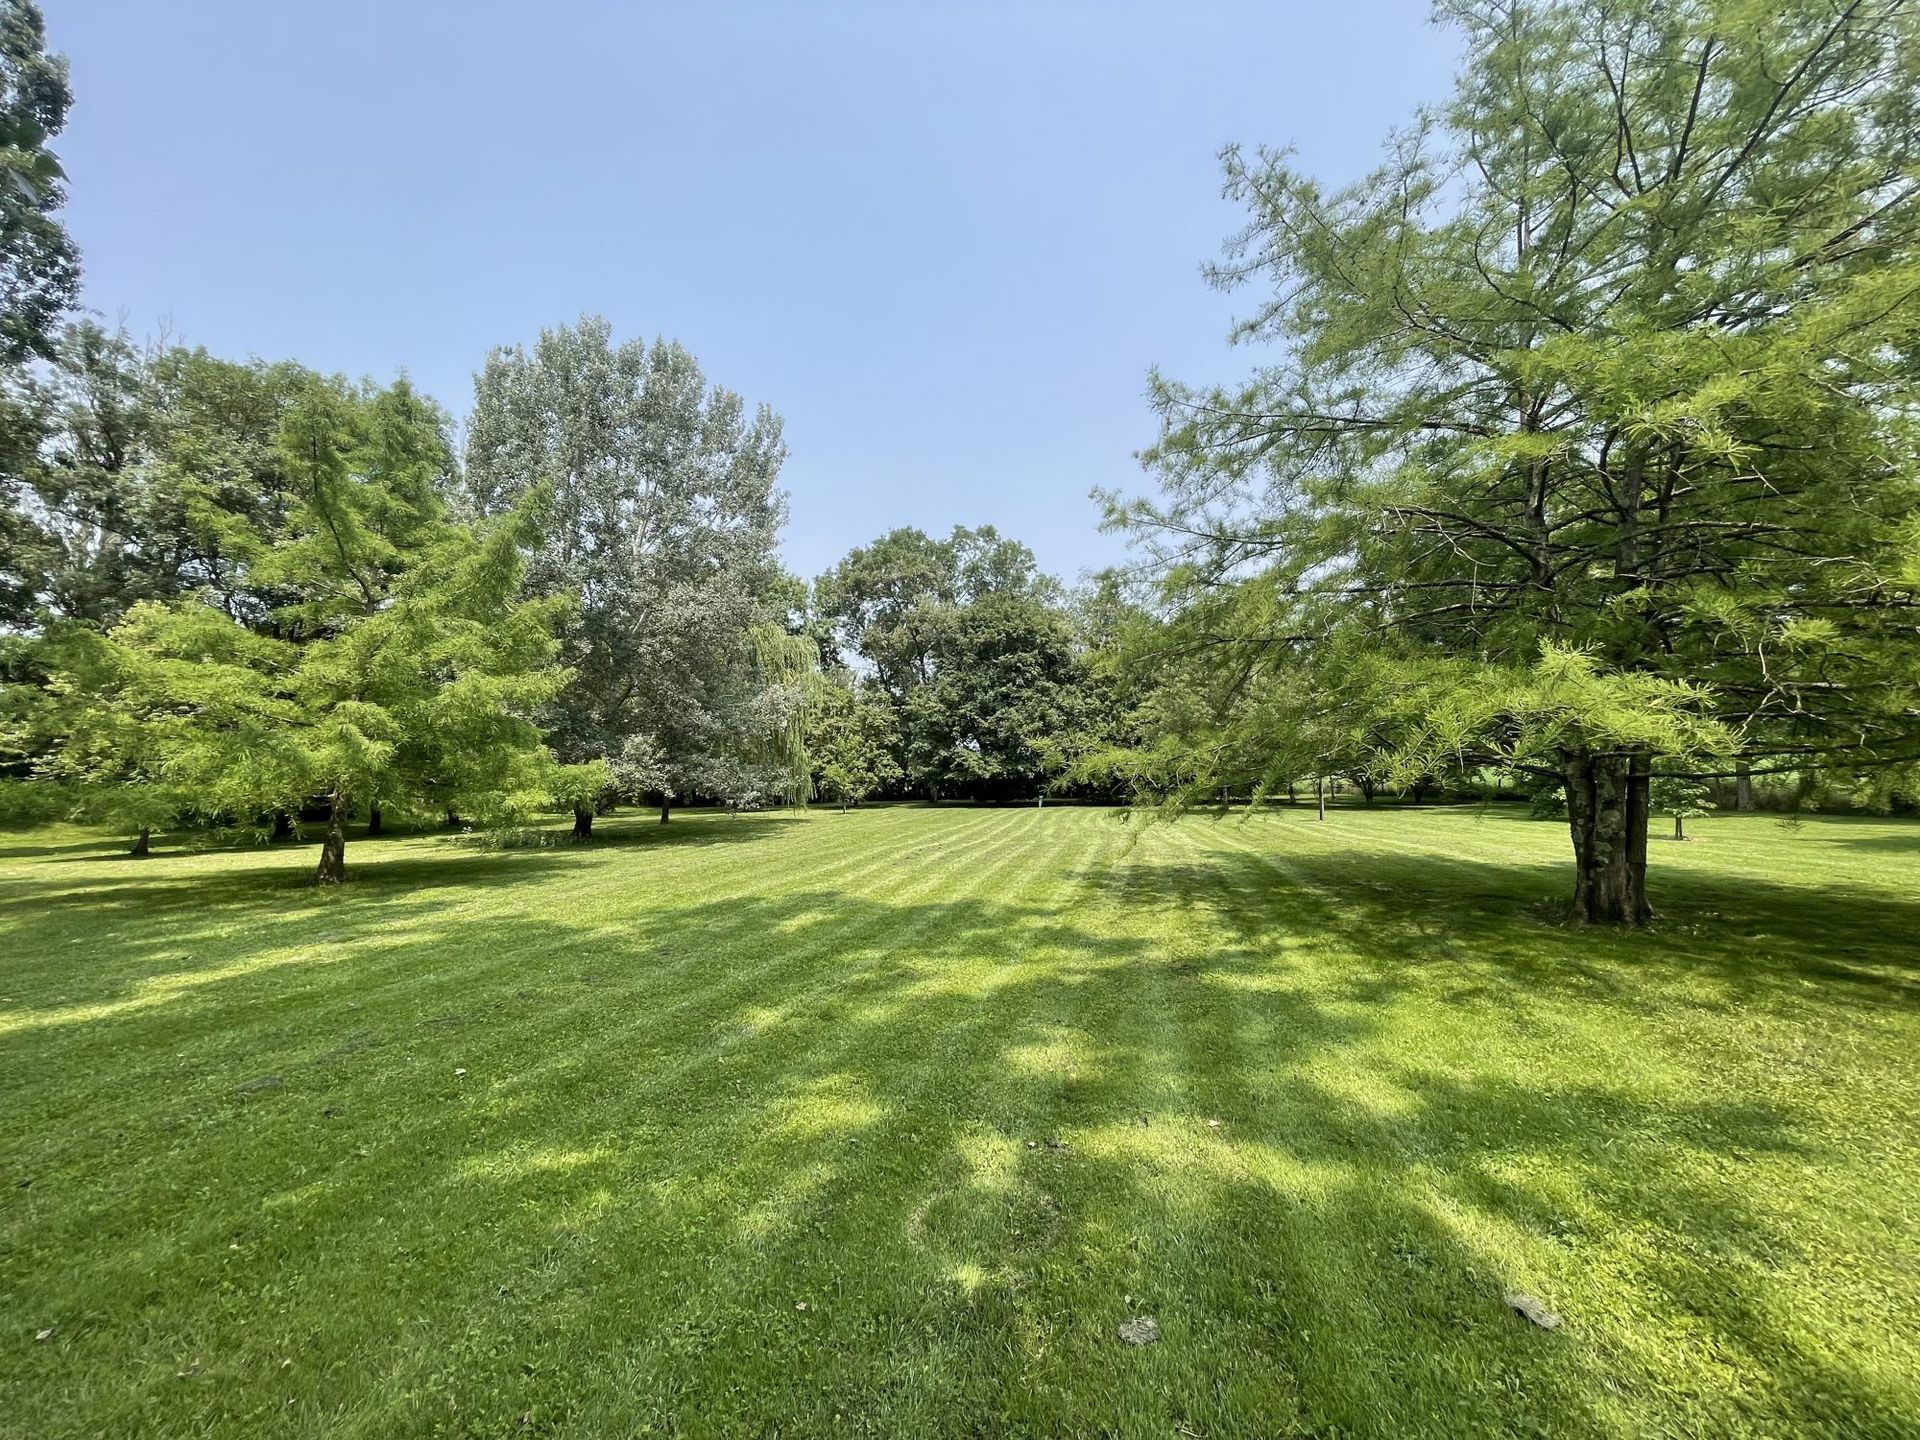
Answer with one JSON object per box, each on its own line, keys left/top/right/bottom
{"left": 270, "top": 811, "right": 294, "bottom": 843}
{"left": 316, "top": 791, "right": 348, "bottom": 885}
{"left": 366, "top": 802, "right": 383, "bottom": 836}
{"left": 659, "top": 801, "right": 671, "bottom": 824}
{"left": 1563, "top": 751, "right": 1650, "bottom": 925}
{"left": 444, "top": 808, "right": 462, "bottom": 830}
{"left": 1735, "top": 761, "right": 1755, "bottom": 813}
{"left": 572, "top": 804, "right": 593, "bottom": 841}
{"left": 128, "top": 826, "right": 151, "bottom": 857}
{"left": 1674, "top": 813, "right": 1685, "bottom": 841}
{"left": 1315, "top": 776, "right": 1326, "bottom": 821}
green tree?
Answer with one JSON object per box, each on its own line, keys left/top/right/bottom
{"left": 29, "top": 380, "right": 567, "bottom": 881}
{"left": 464, "top": 316, "right": 792, "bottom": 836}
{"left": 1652, "top": 776, "right": 1713, "bottom": 841}
{"left": 1, "top": 329, "right": 311, "bottom": 632}
{"left": 816, "top": 526, "right": 1094, "bottom": 801}
{"left": 1118, "top": 0, "right": 1920, "bottom": 923}
{"left": 0, "top": 0, "right": 74, "bottom": 366}
{"left": 806, "top": 671, "right": 901, "bottom": 809}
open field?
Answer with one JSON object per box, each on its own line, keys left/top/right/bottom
{"left": 2, "top": 805, "right": 1917, "bottom": 1438}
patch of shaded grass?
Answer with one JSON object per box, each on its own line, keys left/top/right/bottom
{"left": 1, "top": 805, "right": 1916, "bottom": 1437}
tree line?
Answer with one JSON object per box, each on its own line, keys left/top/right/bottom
{"left": 3, "top": 0, "right": 1918, "bottom": 924}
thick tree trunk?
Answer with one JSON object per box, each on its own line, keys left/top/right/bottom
{"left": 366, "top": 802, "right": 383, "bottom": 836}
{"left": 1563, "top": 751, "right": 1651, "bottom": 925}
{"left": 1315, "top": 776, "right": 1326, "bottom": 821}
{"left": 1674, "top": 813, "right": 1685, "bottom": 841}
{"left": 128, "top": 826, "right": 151, "bottom": 857}
{"left": 1735, "top": 761, "right": 1755, "bottom": 812}
{"left": 572, "top": 804, "right": 594, "bottom": 841}
{"left": 316, "top": 791, "right": 348, "bottom": 885}
{"left": 444, "top": 808, "right": 462, "bottom": 830}
{"left": 659, "top": 801, "right": 671, "bottom": 824}
{"left": 270, "top": 811, "right": 294, "bottom": 843}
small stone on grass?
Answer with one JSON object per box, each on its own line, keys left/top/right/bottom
{"left": 1117, "top": 1315, "right": 1161, "bottom": 1346}
{"left": 1505, "top": 1291, "right": 1562, "bottom": 1329}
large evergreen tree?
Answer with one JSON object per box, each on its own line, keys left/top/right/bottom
{"left": 25, "top": 378, "right": 566, "bottom": 880}
{"left": 1119, "top": 0, "right": 1920, "bottom": 923}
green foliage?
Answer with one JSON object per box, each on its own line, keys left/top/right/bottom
{"left": 816, "top": 526, "right": 1113, "bottom": 801}
{"left": 1, "top": 326, "right": 314, "bottom": 631}
{"left": 0, "top": 1, "right": 73, "bottom": 365}
{"left": 464, "top": 316, "right": 795, "bottom": 812}
{"left": 1114, "top": 0, "right": 1920, "bottom": 919}
{"left": 805, "top": 670, "right": 901, "bottom": 807}
{"left": 21, "top": 381, "right": 565, "bottom": 875}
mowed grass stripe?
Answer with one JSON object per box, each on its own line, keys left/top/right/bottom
{"left": 3, "top": 806, "right": 1918, "bottom": 1437}
{"left": 1, "top": 811, "right": 1075, "bottom": 1419}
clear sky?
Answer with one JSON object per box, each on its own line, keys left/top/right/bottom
{"left": 46, "top": 1, "right": 1459, "bottom": 585}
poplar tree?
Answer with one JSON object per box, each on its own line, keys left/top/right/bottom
{"left": 464, "top": 316, "right": 793, "bottom": 836}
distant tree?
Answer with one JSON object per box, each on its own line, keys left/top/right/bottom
{"left": 1117, "top": 0, "right": 1920, "bottom": 923}
{"left": 816, "top": 525, "right": 1094, "bottom": 801}
{"left": 806, "top": 671, "right": 901, "bottom": 809}
{"left": 464, "top": 316, "right": 792, "bottom": 837}
{"left": 1, "top": 329, "right": 312, "bottom": 632}
{"left": 1652, "top": 776, "right": 1713, "bottom": 842}
{"left": 915, "top": 590, "right": 1096, "bottom": 802}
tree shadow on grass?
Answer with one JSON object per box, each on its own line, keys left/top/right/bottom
{"left": 4, "top": 824, "right": 1916, "bottom": 1436}
{"left": 1105, "top": 839, "right": 1920, "bottom": 1017}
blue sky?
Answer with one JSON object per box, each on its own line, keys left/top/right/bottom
{"left": 48, "top": 1, "right": 1459, "bottom": 584}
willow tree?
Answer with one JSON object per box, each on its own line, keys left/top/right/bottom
{"left": 1119, "top": 0, "right": 1920, "bottom": 924}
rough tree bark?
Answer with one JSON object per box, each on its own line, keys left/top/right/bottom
{"left": 1735, "top": 761, "right": 1755, "bottom": 813}
{"left": 128, "top": 827, "right": 151, "bottom": 857}
{"left": 316, "top": 790, "right": 348, "bottom": 885}
{"left": 659, "top": 800, "right": 671, "bottom": 824}
{"left": 1563, "top": 751, "right": 1651, "bottom": 925}
{"left": 572, "top": 804, "right": 594, "bottom": 841}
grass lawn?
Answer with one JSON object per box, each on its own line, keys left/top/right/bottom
{"left": 2, "top": 804, "right": 1917, "bottom": 1438}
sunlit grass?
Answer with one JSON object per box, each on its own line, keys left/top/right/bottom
{"left": 2, "top": 803, "right": 1917, "bottom": 1437}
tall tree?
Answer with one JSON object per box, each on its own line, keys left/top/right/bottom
{"left": 1, "top": 329, "right": 311, "bottom": 632}
{"left": 464, "top": 316, "right": 793, "bottom": 836}
{"left": 0, "top": 0, "right": 74, "bottom": 366}
{"left": 1119, "top": 0, "right": 1920, "bottom": 923}
{"left": 0, "top": 0, "right": 75, "bottom": 633}
{"left": 27, "top": 379, "right": 566, "bottom": 880}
